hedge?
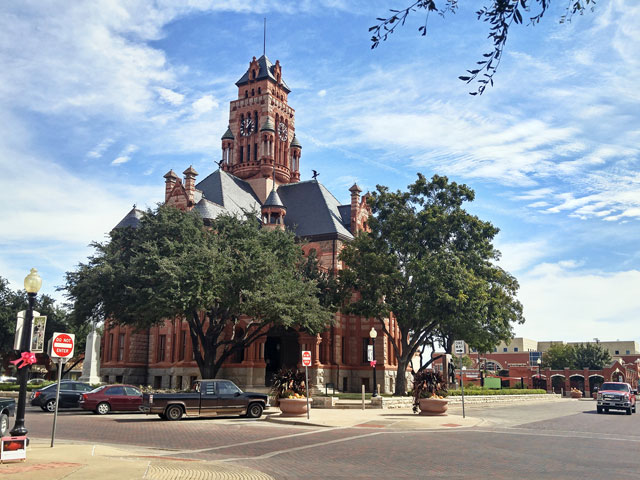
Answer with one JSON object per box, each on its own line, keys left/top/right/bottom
{"left": 448, "top": 388, "right": 547, "bottom": 396}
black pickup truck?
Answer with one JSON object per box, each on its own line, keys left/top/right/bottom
{"left": 1, "top": 397, "right": 16, "bottom": 437}
{"left": 140, "top": 379, "right": 269, "bottom": 421}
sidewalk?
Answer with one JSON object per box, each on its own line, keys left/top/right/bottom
{"left": 0, "top": 407, "right": 482, "bottom": 479}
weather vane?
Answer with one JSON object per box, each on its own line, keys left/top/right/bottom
{"left": 312, "top": 170, "right": 319, "bottom": 180}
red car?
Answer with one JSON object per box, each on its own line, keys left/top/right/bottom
{"left": 79, "top": 384, "right": 143, "bottom": 415}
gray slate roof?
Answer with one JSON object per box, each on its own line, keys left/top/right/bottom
{"left": 114, "top": 207, "right": 144, "bottom": 229}
{"left": 236, "top": 55, "right": 291, "bottom": 93}
{"left": 195, "top": 170, "right": 261, "bottom": 218}
{"left": 277, "top": 180, "right": 353, "bottom": 240}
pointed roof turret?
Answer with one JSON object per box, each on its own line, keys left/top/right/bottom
{"left": 263, "top": 188, "right": 285, "bottom": 209}
{"left": 221, "top": 126, "right": 234, "bottom": 140}
{"left": 290, "top": 134, "right": 301, "bottom": 149}
{"left": 349, "top": 183, "right": 362, "bottom": 195}
{"left": 261, "top": 117, "right": 275, "bottom": 132}
{"left": 236, "top": 55, "right": 291, "bottom": 93}
{"left": 114, "top": 206, "right": 144, "bottom": 229}
{"left": 163, "top": 169, "right": 179, "bottom": 181}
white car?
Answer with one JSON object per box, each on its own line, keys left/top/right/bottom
{"left": 0, "top": 376, "right": 17, "bottom": 384}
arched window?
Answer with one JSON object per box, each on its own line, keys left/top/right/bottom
{"left": 245, "top": 90, "right": 248, "bottom": 98}
{"left": 258, "top": 87, "right": 261, "bottom": 94}
{"left": 251, "top": 88, "right": 255, "bottom": 96}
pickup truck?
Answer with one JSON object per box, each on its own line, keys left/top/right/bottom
{"left": 1, "top": 398, "right": 16, "bottom": 437}
{"left": 140, "top": 379, "right": 269, "bottom": 421}
{"left": 596, "top": 382, "right": 636, "bottom": 415}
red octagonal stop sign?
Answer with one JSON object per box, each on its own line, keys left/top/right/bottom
{"left": 51, "top": 332, "right": 75, "bottom": 359}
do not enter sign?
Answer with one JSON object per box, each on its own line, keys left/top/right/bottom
{"left": 51, "top": 332, "right": 75, "bottom": 359}
{"left": 301, "top": 350, "right": 312, "bottom": 367}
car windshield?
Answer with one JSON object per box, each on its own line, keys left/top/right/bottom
{"left": 600, "top": 383, "right": 628, "bottom": 391}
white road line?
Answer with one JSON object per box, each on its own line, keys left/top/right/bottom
{"left": 219, "top": 431, "right": 384, "bottom": 462}
{"left": 156, "top": 426, "right": 349, "bottom": 456}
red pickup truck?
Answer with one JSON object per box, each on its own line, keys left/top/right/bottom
{"left": 596, "top": 382, "right": 636, "bottom": 415}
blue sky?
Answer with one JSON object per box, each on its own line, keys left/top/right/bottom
{"left": 1, "top": 1, "right": 639, "bottom": 344}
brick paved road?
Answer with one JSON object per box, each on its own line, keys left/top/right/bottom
{"left": 23, "top": 401, "right": 640, "bottom": 479}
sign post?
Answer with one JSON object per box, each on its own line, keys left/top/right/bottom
{"left": 49, "top": 333, "right": 75, "bottom": 447}
{"left": 301, "top": 350, "right": 312, "bottom": 420}
{"left": 453, "top": 340, "right": 466, "bottom": 418}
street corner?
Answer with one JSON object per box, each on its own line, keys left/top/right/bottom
{"left": 0, "top": 441, "right": 150, "bottom": 480}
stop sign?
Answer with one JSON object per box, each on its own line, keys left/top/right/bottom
{"left": 51, "top": 332, "right": 75, "bottom": 359}
{"left": 301, "top": 350, "right": 312, "bottom": 367}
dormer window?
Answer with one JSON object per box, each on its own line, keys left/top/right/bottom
{"left": 252, "top": 70, "right": 256, "bottom": 79}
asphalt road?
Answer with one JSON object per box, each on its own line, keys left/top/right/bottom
{"left": 22, "top": 400, "right": 640, "bottom": 479}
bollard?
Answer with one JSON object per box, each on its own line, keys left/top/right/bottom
{"left": 362, "top": 384, "right": 365, "bottom": 410}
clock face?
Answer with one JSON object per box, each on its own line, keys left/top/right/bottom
{"left": 240, "top": 118, "right": 254, "bottom": 136}
{"left": 278, "top": 122, "right": 288, "bottom": 141}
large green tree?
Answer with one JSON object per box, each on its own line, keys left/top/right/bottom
{"left": 370, "top": 0, "right": 596, "bottom": 94}
{"left": 543, "top": 342, "right": 611, "bottom": 370}
{"left": 64, "top": 205, "right": 334, "bottom": 380}
{"left": 339, "top": 174, "right": 523, "bottom": 395}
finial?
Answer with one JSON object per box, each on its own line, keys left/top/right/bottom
{"left": 312, "top": 170, "right": 319, "bottom": 180}
{"left": 133, "top": 203, "right": 136, "bottom": 209}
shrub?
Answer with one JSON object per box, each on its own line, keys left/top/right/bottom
{"left": 411, "top": 370, "right": 447, "bottom": 413}
{"left": 269, "top": 369, "right": 307, "bottom": 406}
{"left": 448, "top": 388, "right": 547, "bottom": 396}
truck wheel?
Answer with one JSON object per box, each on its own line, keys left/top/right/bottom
{"left": 627, "top": 407, "right": 632, "bottom": 415}
{"left": 45, "top": 399, "right": 57, "bottom": 412}
{"left": 604, "top": 408, "right": 609, "bottom": 413}
{"left": 246, "top": 403, "right": 264, "bottom": 418}
{"left": 0, "top": 413, "right": 9, "bottom": 437}
{"left": 96, "top": 402, "right": 111, "bottom": 415}
{"left": 596, "top": 406, "right": 602, "bottom": 414}
{"left": 165, "top": 405, "right": 183, "bottom": 421}
{"left": 633, "top": 405, "right": 636, "bottom": 414}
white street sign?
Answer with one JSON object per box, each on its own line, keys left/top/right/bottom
{"left": 454, "top": 340, "right": 465, "bottom": 355}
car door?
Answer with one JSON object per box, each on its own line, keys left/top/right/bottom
{"left": 123, "top": 386, "right": 143, "bottom": 411}
{"left": 215, "top": 380, "right": 246, "bottom": 415}
{"left": 104, "top": 386, "right": 128, "bottom": 411}
{"left": 198, "top": 381, "right": 219, "bottom": 417}
{"left": 59, "top": 383, "right": 79, "bottom": 407}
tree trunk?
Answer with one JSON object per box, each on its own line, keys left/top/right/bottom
{"left": 394, "top": 356, "right": 410, "bottom": 395}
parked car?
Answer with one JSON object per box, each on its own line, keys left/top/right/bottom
{"left": 140, "top": 379, "right": 269, "bottom": 420}
{"left": 27, "top": 378, "right": 48, "bottom": 385}
{"left": 79, "top": 384, "right": 143, "bottom": 415}
{"left": 0, "top": 398, "right": 16, "bottom": 436}
{"left": 0, "top": 376, "right": 17, "bottom": 384}
{"left": 596, "top": 382, "right": 637, "bottom": 415}
{"left": 30, "top": 381, "right": 93, "bottom": 412}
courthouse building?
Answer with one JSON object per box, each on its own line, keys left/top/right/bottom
{"left": 100, "top": 54, "right": 406, "bottom": 393}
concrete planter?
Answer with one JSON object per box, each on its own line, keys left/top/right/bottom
{"left": 278, "top": 398, "right": 311, "bottom": 416}
{"left": 418, "top": 397, "right": 449, "bottom": 416}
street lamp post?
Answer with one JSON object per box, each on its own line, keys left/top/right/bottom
{"left": 369, "top": 327, "right": 378, "bottom": 397}
{"left": 11, "top": 268, "right": 42, "bottom": 437}
{"left": 536, "top": 358, "right": 542, "bottom": 389}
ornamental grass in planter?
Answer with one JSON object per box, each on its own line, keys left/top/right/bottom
{"left": 412, "top": 370, "right": 448, "bottom": 415}
{"left": 269, "top": 369, "right": 310, "bottom": 416}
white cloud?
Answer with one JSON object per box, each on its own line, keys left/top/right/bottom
{"left": 192, "top": 94, "right": 218, "bottom": 117}
{"left": 156, "top": 87, "right": 185, "bottom": 106}
{"left": 317, "top": 89, "right": 327, "bottom": 97}
{"left": 516, "top": 262, "right": 640, "bottom": 343}
{"left": 111, "top": 144, "right": 138, "bottom": 166}
{"left": 87, "top": 137, "right": 116, "bottom": 159}
{"left": 495, "top": 239, "right": 552, "bottom": 274}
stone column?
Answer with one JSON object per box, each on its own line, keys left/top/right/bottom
{"left": 79, "top": 330, "right": 101, "bottom": 384}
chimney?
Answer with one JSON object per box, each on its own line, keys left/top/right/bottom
{"left": 183, "top": 166, "right": 198, "bottom": 205}
{"left": 163, "top": 170, "right": 179, "bottom": 203}
{"left": 349, "top": 183, "right": 362, "bottom": 233}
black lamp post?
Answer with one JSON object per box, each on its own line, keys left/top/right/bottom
{"left": 369, "top": 327, "right": 378, "bottom": 397}
{"left": 536, "top": 358, "right": 542, "bottom": 390}
{"left": 11, "top": 268, "right": 42, "bottom": 437}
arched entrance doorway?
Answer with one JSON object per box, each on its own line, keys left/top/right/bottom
{"left": 570, "top": 374, "right": 585, "bottom": 395}
{"left": 589, "top": 374, "right": 604, "bottom": 396}
{"left": 264, "top": 327, "right": 300, "bottom": 386}
{"left": 551, "top": 375, "right": 565, "bottom": 394}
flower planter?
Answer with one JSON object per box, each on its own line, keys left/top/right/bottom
{"left": 418, "top": 397, "right": 449, "bottom": 416}
{"left": 570, "top": 391, "right": 583, "bottom": 399}
{"left": 278, "top": 398, "right": 311, "bottom": 416}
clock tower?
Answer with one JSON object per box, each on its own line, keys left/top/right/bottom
{"left": 220, "top": 55, "right": 301, "bottom": 202}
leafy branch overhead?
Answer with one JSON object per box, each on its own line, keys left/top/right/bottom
{"left": 370, "top": 0, "right": 596, "bottom": 95}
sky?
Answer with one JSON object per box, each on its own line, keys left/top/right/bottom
{"left": 1, "top": 1, "right": 639, "bottom": 345}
